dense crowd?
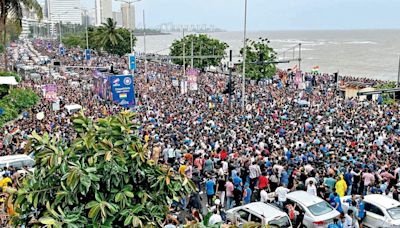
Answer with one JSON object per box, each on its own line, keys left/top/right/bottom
{"left": 1, "top": 40, "right": 400, "bottom": 227}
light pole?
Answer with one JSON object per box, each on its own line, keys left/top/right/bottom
{"left": 115, "top": 0, "right": 142, "bottom": 54}
{"left": 241, "top": 0, "right": 248, "bottom": 109}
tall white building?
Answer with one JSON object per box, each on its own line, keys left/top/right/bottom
{"left": 95, "top": 0, "right": 113, "bottom": 25}
{"left": 112, "top": 12, "right": 123, "bottom": 27}
{"left": 47, "top": 0, "right": 81, "bottom": 24}
{"left": 121, "top": 3, "right": 135, "bottom": 30}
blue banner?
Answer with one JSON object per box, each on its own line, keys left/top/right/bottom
{"left": 110, "top": 75, "right": 135, "bottom": 107}
{"left": 60, "top": 47, "right": 65, "bottom": 55}
{"left": 129, "top": 55, "right": 136, "bottom": 70}
{"left": 85, "top": 49, "right": 90, "bottom": 60}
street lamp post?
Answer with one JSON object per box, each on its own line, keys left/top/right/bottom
{"left": 241, "top": 0, "right": 248, "bottom": 109}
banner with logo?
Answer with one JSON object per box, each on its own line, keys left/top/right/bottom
{"left": 187, "top": 68, "right": 199, "bottom": 91}
{"left": 110, "top": 75, "right": 135, "bottom": 107}
{"left": 44, "top": 84, "right": 57, "bottom": 101}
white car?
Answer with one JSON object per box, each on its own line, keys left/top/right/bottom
{"left": 341, "top": 194, "right": 400, "bottom": 228}
{"left": 227, "top": 202, "right": 292, "bottom": 227}
{"left": 286, "top": 191, "right": 340, "bottom": 227}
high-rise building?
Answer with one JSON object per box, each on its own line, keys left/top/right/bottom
{"left": 121, "top": 3, "right": 135, "bottom": 30}
{"left": 47, "top": 0, "right": 81, "bottom": 24}
{"left": 112, "top": 12, "right": 123, "bottom": 27}
{"left": 95, "top": 0, "right": 113, "bottom": 26}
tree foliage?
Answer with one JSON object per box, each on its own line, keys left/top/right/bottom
{"left": 169, "top": 34, "right": 228, "bottom": 69}
{"left": 11, "top": 111, "right": 195, "bottom": 227}
{"left": 0, "top": 88, "right": 39, "bottom": 127}
{"left": 239, "top": 38, "right": 277, "bottom": 80}
{"left": 374, "top": 81, "right": 397, "bottom": 105}
{"left": 93, "top": 18, "right": 135, "bottom": 56}
{"left": 62, "top": 18, "right": 135, "bottom": 56}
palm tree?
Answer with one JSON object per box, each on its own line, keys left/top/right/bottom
{"left": 0, "top": 0, "right": 42, "bottom": 70}
{"left": 94, "top": 18, "right": 123, "bottom": 53}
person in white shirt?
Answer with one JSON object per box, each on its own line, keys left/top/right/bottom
{"left": 260, "top": 188, "right": 269, "bottom": 203}
{"left": 307, "top": 180, "right": 317, "bottom": 196}
{"left": 343, "top": 210, "right": 353, "bottom": 227}
{"left": 275, "top": 185, "right": 290, "bottom": 209}
{"left": 249, "top": 161, "right": 261, "bottom": 190}
{"left": 208, "top": 211, "right": 222, "bottom": 225}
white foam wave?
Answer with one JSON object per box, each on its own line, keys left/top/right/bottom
{"left": 344, "top": 41, "right": 378, "bottom": 45}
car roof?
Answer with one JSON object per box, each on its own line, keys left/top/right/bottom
{"left": 287, "top": 191, "right": 324, "bottom": 207}
{"left": 0, "top": 155, "right": 33, "bottom": 163}
{"left": 243, "top": 202, "right": 286, "bottom": 218}
{"left": 365, "top": 194, "right": 400, "bottom": 209}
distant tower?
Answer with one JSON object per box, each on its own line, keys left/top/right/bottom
{"left": 121, "top": 3, "right": 135, "bottom": 30}
{"left": 95, "top": 0, "right": 113, "bottom": 26}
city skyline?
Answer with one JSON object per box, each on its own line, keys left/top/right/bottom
{"left": 76, "top": 0, "right": 400, "bottom": 31}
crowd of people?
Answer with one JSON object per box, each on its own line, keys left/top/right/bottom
{"left": 1, "top": 39, "right": 400, "bottom": 227}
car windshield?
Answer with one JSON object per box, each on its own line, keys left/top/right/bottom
{"left": 387, "top": 206, "right": 400, "bottom": 220}
{"left": 308, "top": 201, "right": 334, "bottom": 216}
{"left": 268, "top": 216, "right": 291, "bottom": 228}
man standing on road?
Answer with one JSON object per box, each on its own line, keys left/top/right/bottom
{"left": 233, "top": 173, "right": 243, "bottom": 207}
{"left": 249, "top": 161, "right": 261, "bottom": 190}
{"left": 225, "top": 178, "right": 234, "bottom": 209}
{"left": 275, "top": 184, "right": 290, "bottom": 209}
{"left": 205, "top": 175, "right": 216, "bottom": 206}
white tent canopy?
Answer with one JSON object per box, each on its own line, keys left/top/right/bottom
{"left": 0, "top": 76, "right": 18, "bottom": 85}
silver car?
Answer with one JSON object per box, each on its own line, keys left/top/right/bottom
{"left": 286, "top": 191, "right": 340, "bottom": 227}
{"left": 341, "top": 194, "right": 400, "bottom": 228}
{"left": 226, "top": 202, "right": 292, "bottom": 227}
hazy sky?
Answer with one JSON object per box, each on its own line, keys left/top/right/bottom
{"left": 78, "top": 0, "right": 400, "bottom": 31}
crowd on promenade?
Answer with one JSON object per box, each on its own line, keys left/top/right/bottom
{"left": 1, "top": 40, "right": 400, "bottom": 227}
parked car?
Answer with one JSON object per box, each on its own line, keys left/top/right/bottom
{"left": 341, "top": 194, "right": 400, "bottom": 227}
{"left": 286, "top": 191, "right": 340, "bottom": 227}
{"left": 226, "top": 202, "right": 292, "bottom": 227}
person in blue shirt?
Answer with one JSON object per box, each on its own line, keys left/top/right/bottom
{"left": 358, "top": 195, "right": 365, "bottom": 226}
{"left": 233, "top": 173, "right": 243, "bottom": 207}
{"left": 344, "top": 170, "right": 353, "bottom": 196}
{"left": 327, "top": 218, "right": 343, "bottom": 228}
{"left": 285, "top": 149, "right": 292, "bottom": 160}
{"left": 333, "top": 192, "right": 343, "bottom": 213}
{"left": 205, "top": 176, "right": 215, "bottom": 206}
{"left": 243, "top": 184, "right": 252, "bottom": 205}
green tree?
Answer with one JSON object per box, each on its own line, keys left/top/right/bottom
{"left": 11, "top": 111, "right": 195, "bottom": 227}
{"left": 169, "top": 34, "right": 228, "bottom": 69}
{"left": 94, "top": 18, "right": 134, "bottom": 56}
{"left": 0, "top": 87, "right": 39, "bottom": 127}
{"left": 62, "top": 34, "right": 85, "bottom": 49}
{"left": 0, "top": 0, "right": 43, "bottom": 70}
{"left": 374, "top": 81, "right": 397, "bottom": 105}
{"left": 239, "top": 38, "right": 277, "bottom": 81}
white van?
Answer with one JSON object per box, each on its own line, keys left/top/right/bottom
{"left": 0, "top": 155, "right": 35, "bottom": 179}
{"left": 227, "top": 202, "right": 292, "bottom": 227}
